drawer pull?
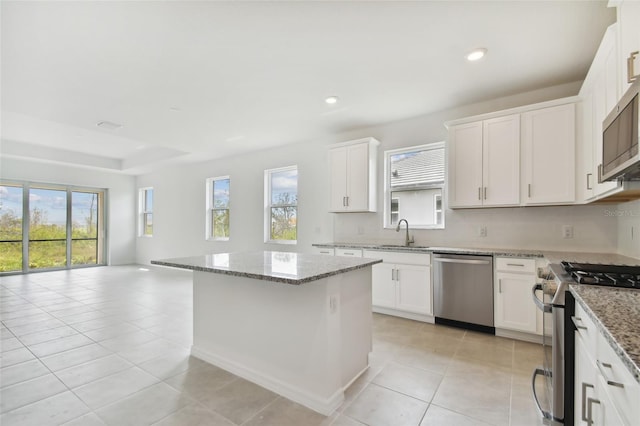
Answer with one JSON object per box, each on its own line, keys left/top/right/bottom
{"left": 571, "top": 316, "right": 587, "bottom": 331}
{"left": 506, "top": 263, "right": 525, "bottom": 267}
{"left": 581, "top": 382, "right": 594, "bottom": 422}
{"left": 596, "top": 360, "right": 624, "bottom": 388}
{"left": 586, "top": 397, "right": 600, "bottom": 426}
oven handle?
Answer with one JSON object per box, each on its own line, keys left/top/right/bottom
{"left": 531, "top": 367, "right": 553, "bottom": 422}
{"left": 532, "top": 283, "right": 552, "bottom": 313}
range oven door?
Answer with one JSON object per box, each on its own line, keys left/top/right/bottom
{"left": 531, "top": 283, "right": 558, "bottom": 423}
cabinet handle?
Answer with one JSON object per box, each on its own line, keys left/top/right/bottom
{"left": 586, "top": 397, "right": 600, "bottom": 426}
{"left": 528, "top": 183, "right": 531, "bottom": 198}
{"left": 596, "top": 360, "right": 625, "bottom": 388}
{"left": 571, "top": 316, "right": 587, "bottom": 331}
{"left": 395, "top": 269, "right": 399, "bottom": 282}
{"left": 627, "top": 50, "right": 639, "bottom": 83}
{"left": 581, "top": 382, "right": 594, "bottom": 422}
{"left": 391, "top": 269, "right": 395, "bottom": 281}
{"left": 498, "top": 278, "right": 502, "bottom": 293}
{"left": 586, "top": 173, "right": 593, "bottom": 190}
{"left": 506, "top": 263, "right": 525, "bottom": 267}
{"left": 346, "top": 196, "right": 349, "bottom": 207}
{"left": 483, "top": 187, "right": 487, "bottom": 200}
{"left": 478, "top": 187, "right": 481, "bottom": 201}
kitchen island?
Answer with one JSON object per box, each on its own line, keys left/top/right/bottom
{"left": 151, "top": 251, "right": 381, "bottom": 415}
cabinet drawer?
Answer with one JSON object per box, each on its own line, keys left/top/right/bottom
{"left": 495, "top": 257, "right": 536, "bottom": 273}
{"left": 335, "top": 248, "right": 363, "bottom": 257}
{"left": 573, "top": 302, "right": 597, "bottom": 355}
{"left": 596, "top": 333, "right": 640, "bottom": 426}
{"left": 363, "top": 250, "right": 430, "bottom": 265}
{"left": 312, "top": 247, "right": 335, "bottom": 256}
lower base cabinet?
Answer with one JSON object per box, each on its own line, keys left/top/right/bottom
{"left": 364, "top": 250, "right": 432, "bottom": 318}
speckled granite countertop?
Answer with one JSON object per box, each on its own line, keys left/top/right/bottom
{"left": 151, "top": 251, "right": 382, "bottom": 285}
{"left": 313, "top": 243, "right": 640, "bottom": 265}
{"left": 569, "top": 285, "right": 640, "bottom": 384}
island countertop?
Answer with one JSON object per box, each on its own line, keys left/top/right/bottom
{"left": 151, "top": 251, "right": 382, "bottom": 285}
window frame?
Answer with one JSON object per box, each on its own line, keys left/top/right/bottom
{"left": 264, "top": 165, "right": 298, "bottom": 245}
{"left": 206, "top": 176, "right": 230, "bottom": 241}
{"left": 383, "top": 142, "right": 445, "bottom": 230}
{"left": 138, "top": 187, "right": 154, "bottom": 237}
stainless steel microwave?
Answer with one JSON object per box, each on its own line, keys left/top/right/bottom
{"left": 601, "top": 78, "right": 640, "bottom": 182}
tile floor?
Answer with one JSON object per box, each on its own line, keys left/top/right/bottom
{"left": 1, "top": 265, "right": 546, "bottom": 426}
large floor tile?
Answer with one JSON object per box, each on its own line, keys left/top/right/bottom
{"left": 0, "top": 374, "right": 67, "bottom": 413}
{"left": 18, "top": 325, "right": 78, "bottom": 346}
{"left": 55, "top": 354, "right": 133, "bottom": 388}
{"left": 0, "top": 391, "right": 90, "bottom": 426}
{"left": 344, "top": 383, "right": 428, "bottom": 426}
{"left": 1, "top": 337, "right": 24, "bottom": 353}
{"left": 199, "top": 377, "right": 279, "bottom": 425}
{"left": 61, "top": 412, "right": 107, "bottom": 426}
{"left": 152, "top": 402, "right": 235, "bottom": 426}
{"left": 72, "top": 366, "right": 159, "bottom": 409}
{"left": 82, "top": 322, "right": 141, "bottom": 342}
{"left": 94, "top": 382, "right": 192, "bottom": 425}
{"left": 0, "top": 347, "right": 36, "bottom": 368}
{"left": 0, "top": 359, "right": 50, "bottom": 388}
{"left": 39, "top": 343, "right": 111, "bottom": 372}
{"left": 420, "top": 404, "right": 493, "bottom": 425}
{"left": 164, "top": 363, "right": 237, "bottom": 400}
{"left": 243, "top": 397, "right": 328, "bottom": 426}
{"left": 372, "top": 362, "right": 443, "bottom": 402}
{"left": 138, "top": 351, "right": 205, "bottom": 380}
{"left": 27, "top": 333, "right": 94, "bottom": 358}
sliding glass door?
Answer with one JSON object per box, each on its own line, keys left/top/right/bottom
{"left": 0, "top": 181, "right": 106, "bottom": 274}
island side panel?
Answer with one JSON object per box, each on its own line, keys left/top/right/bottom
{"left": 191, "top": 267, "right": 372, "bottom": 415}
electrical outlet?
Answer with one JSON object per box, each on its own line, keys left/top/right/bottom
{"left": 562, "top": 225, "right": 574, "bottom": 239}
{"left": 632, "top": 225, "right": 635, "bottom": 241}
{"left": 329, "top": 295, "right": 339, "bottom": 314}
{"left": 478, "top": 226, "right": 487, "bottom": 237}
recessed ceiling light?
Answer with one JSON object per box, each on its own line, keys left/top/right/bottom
{"left": 466, "top": 48, "right": 487, "bottom": 62}
{"left": 325, "top": 96, "right": 339, "bottom": 105}
{"left": 96, "top": 120, "right": 123, "bottom": 130}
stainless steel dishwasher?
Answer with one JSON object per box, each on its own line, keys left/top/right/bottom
{"left": 433, "top": 253, "right": 494, "bottom": 334}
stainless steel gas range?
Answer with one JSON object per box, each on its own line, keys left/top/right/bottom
{"left": 531, "top": 261, "right": 640, "bottom": 425}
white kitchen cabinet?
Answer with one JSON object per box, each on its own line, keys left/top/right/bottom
{"left": 328, "top": 138, "right": 379, "bottom": 212}
{"left": 617, "top": 0, "right": 640, "bottom": 94}
{"left": 312, "top": 247, "right": 335, "bottom": 256}
{"left": 573, "top": 302, "right": 639, "bottom": 426}
{"left": 335, "top": 248, "right": 362, "bottom": 257}
{"left": 494, "top": 258, "right": 538, "bottom": 334}
{"left": 521, "top": 103, "right": 576, "bottom": 205}
{"left": 448, "top": 114, "right": 520, "bottom": 208}
{"left": 364, "top": 250, "right": 432, "bottom": 320}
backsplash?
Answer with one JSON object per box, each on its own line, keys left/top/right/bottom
{"left": 616, "top": 199, "right": 640, "bottom": 259}
{"left": 333, "top": 203, "right": 619, "bottom": 253}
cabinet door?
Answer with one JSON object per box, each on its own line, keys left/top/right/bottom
{"left": 494, "top": 272, "right": 537, "bottom": 333}
{"left": 482, "top": 114, "right": 520, "bottom": 206}
{"left": 449, "top": 122, "right": 483, "bottom": 207}
{"left": 371, "top": 263, "right": 396, "bottom": 309}
{"left": 618, "top": 0, "right": 640, "bottom": 94}
{"left": 328, "top": 147, "right": 348, "bottom": 212}
{"left": 346, "top": 143, "right": 370, "bottom": 211}
{"left": 521, "top": 103, "right": 576, "bottom": 204}
{"left": 395, "top": 264, "right": 431, "bottom": 315}
{"left": 575, "top": 336, "right": 597, "bottom": 426}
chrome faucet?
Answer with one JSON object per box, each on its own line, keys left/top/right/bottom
{"left": 395, "top": 219, "right": 414, "bottom": 247}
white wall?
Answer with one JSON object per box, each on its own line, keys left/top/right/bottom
{"left": 0, "top": 157, "right": 137, "bottom": 265}
{"left": 134, "top": 80, "right": 627, "bottom": 262}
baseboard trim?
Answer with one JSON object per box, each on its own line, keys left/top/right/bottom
{"left": 191, "top": 345, "right": 348, "bottom": 415}
{"left": 372, "top": 307, "right": 435, "bottom": 323}
{"left": 495, "top": 328, "right": 543, "bottom": 344}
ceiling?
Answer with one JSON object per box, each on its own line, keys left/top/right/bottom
{"left": 0, "top": 1, "right": 615, "bottom": 175}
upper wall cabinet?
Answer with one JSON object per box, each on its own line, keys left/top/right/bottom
{"left": 448, "top": 115, "right": 520, "bottom": 208}
{"left": 447, "top": 98, "right": 577, "bottom": 209}
{"left": 329, "top": 137, "right": 379, "bottom": 212}
{"left": 617, "top": 0, "right": 640, "bottom": 93}
{"left": 521, "top": 103, "right": 576, "bottom": 205}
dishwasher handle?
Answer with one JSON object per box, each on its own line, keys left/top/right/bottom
{"left": 433, "top": 257, "right": 491, "bottom": 265}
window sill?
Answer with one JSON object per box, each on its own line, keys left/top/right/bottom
{"left": 207, "top": 237, "right": 229, "bottom": 242}
{"left": 265, "top": 239, "right": 297, "bottom": 245}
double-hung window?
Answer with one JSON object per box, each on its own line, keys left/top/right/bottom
{"left": 139, "top": 187, "right": 153, "bottom": 237}
{"left": 384, "top": 142, "right": 445, "bottom": 229}
{"left": 265, "top": 165, "right": 298, "bottom": 243}
{"left": 206, "top": 176, "right": 230, "bottom": 240}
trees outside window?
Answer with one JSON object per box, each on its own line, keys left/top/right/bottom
{"left": 265, "top": 166, "right": 297, "bottom": 243}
